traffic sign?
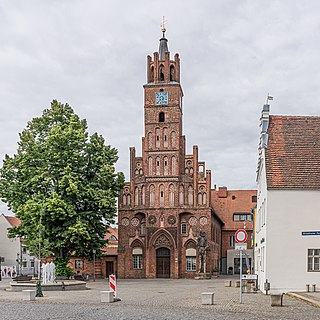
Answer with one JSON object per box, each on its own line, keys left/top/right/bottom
{"left": 235, "top": 243, "right": 247, "bottom": 251}
{"left": 235, "top": 229, "right": 248, "bottom": 243}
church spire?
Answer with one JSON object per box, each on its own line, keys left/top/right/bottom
{"left": 159, "top": 16, "right": 169, "bottom": 61}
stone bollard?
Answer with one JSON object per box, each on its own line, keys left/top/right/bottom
{"left": 22, "top": 290, "right": 36, "bottom": 301}
{"left": 224, "top": 280, "right": 231, "bottom": 287}
{"left": 201, "top": 292, "right": 214, "bottom": 305}
{"left": 101, "top": 291, "right": 114, "bottom": 303}
{"left": 312, "top": 284, "right": 316, "bottom": 292}
{"left": 306, "top": 284, "right": 310, "bottom": 292}
{"left": 271, "top": 294, "right": 283, "bottom": 307}
{"left": 234, "top": 280, "right": 240, "bottom": 288}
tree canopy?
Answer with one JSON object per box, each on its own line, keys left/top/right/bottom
{"left": 0, "top": 100, "right": 124, "bottom": 261}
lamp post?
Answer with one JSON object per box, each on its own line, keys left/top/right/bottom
{"left": 92, "top": 250, "right": 96, "bottom": 282}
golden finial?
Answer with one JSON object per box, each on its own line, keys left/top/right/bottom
{"left": 161, "top": 16, "right": 168, "bottom": 36}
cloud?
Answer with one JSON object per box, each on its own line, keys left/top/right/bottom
{"left": 1, "top": 0, "right": 320, "bottom": 213}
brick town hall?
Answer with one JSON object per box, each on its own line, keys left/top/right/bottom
{"left": 117, "top": 29, "right": 256, "bottom": 279}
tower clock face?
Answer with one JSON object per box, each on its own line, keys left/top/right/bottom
{"left": 155, "top": 92, "right": 168, "bottom": 105}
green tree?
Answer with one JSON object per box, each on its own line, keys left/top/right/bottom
{"left": 0, "top": 100, "right": 124, "bottom": 265}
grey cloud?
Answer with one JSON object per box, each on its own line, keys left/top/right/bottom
{"left": 1, "top": 0, "right": 320, "bottom": 213}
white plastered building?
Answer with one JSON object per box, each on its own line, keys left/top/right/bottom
{"left": 255, "top": 105, "right": 320, "bottom": 293}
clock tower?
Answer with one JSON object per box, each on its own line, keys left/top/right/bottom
{"left": 117, "top": 28, "right": 222, "bottom": 279}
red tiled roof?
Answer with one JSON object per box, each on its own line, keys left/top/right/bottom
{"left": 104, "top": 227, "right": 118, "bottom": 241}
{"left": 266, "top": 115, "right": 320, "bottom": 189}
{"left": 102, "top": 227, "right": 118, "bottom": 255}
{"left": 5, "top": 216, "right": 20, "bottom": 227}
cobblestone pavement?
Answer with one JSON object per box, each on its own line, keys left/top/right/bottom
{"left": 0, "top": 276, "right": 319, "bottom": 320}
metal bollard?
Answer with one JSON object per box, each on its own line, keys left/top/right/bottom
{"left": 312, "top": 284, "right": 316, "bottom": 292}
{"left": 306, "top": 284, "right": 310, "bottom": 292}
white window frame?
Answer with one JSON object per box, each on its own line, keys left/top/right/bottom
{"left": 186, "top": 256, "right": 196, "bottom": 272}
{"left": 133, "top": 255, "right": 143, "bottom": 270}
{"left": 308, "top": 249, "right": 320, "bottom": 272}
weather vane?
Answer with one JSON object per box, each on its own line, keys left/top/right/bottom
{"left": 161, "top": 16, "right": 168, "bottom": 36}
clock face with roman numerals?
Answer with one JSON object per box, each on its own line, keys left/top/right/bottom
{"left": 156, "top": 92, "right": 168, "bottom": 105}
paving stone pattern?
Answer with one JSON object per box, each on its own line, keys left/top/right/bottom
{"left": 0, "top": 277, "right": 318, "bottom": 320}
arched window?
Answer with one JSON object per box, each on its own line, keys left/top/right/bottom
{"left": 169, "top": 184, "right": 174, "bottom": 207}
{"left": 148, "top": 132, "right": 152, "bottom": 148}
{"left": 179, "top": 185, "right": 184, "bottom": 205}
{"left": 149, "top": 185, "right": 155, "bottom": 207}
{"left": 203, "top": 192, "right": 207, "bottom": 205}
{"left": 123, "top": 194, "right": 127, "bottom": 206}
{"left": 142, "top": 185, "right": 145, "bottom": 205}
{"left": 159, "top": 65, "right": 164, "bottom": 81}
{"left": 188, "top": 186, "right": 193, "bottom": 205}
{"left": 132, "top": 247, "right": 143, "bottom": 269}
{"left": 156, "top": 128, "right": 160, "bottom": 148}
{"left": 159, "top": 184, "right": 164, "bottom": 207}
{"left": 135, "top": 187, "right": 139, "bottom": 206}
{"left": 156, "top": 156, "right": 160, "bottom": 175}
{"left": 171, "top": 156, "right": 176, "bottom": 175}
{"left": 127, "top": 194, "right": 131, "bottom": 205}
{"left": 150, "top": 66, "right": 154, "bottom": 82}
{"left": 148, "top": 157, "right": 153, "bottom": 175}
{"left": 140, "top": 219, "right": 146, "bottom": 235}
{"left": 159, "top": 112, "right": 165, "bottom": 123}
{"left": 171, "top": 131, "right": 176, "bottom": 148}
{"left": 170, "top": 65, "right": 175, "bottom": 81}
{"left": 186, "top": 247, "right": 196, "bottom": 272}
{"left": 198, "top": 193, "right": 202, "bottom": 205}
{"left": 164, "top": 156, "right": 168, "bottom": 175}
{"left": 163, "top": 127, "right": 168, "bottom": 147}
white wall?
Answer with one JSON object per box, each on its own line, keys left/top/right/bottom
{"left": 0, "top": 215, "right": 20, "bottom": 266}
{"left": 266, "top": 190, "right": 320, "bottom": 292}
{"left": 255, "top": 152, "right": 268, "bottom": 290}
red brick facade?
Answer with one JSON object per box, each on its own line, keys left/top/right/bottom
{"left": 211, "top": 188, "right": 256, "bottom": 273}
{"left": 69, "top": 227, "right": 118, "bottom": 279}
{"left": 117, "top": 34, "right": 222, "bottom": 279}
{"left": 117, "top": 33, "right": 256, "bottom": 278}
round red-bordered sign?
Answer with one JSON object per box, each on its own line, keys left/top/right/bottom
{"left": 235, "top": 229, "right": 248, "bottom": 243}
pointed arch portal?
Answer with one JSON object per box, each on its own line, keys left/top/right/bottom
{"left": 156, "top": 247, "right": 170, "bottom": 278}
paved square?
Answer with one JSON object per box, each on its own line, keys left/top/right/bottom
{"left": 0, "top": 276, "right": 318, "bottom": 320}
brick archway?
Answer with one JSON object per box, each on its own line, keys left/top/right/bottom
{"left": 147, "top": 230, "right": 177, "bottom": 278}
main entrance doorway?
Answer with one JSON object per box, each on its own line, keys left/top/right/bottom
{"left": 156, "top": 247, "right": 170, "bottom": 278}
{"left": 106, "top": 261, "right": 114, "bottom": 278}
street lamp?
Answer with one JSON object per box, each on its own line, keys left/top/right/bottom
{"left": 92, "top": 250, "right": 96, "bottom": 282}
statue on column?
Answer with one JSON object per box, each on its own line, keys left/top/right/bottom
{"left": 197, "top": 231, "right": 208, "bottom": 273}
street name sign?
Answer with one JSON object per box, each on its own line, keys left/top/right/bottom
{"left": 241, "top": 274, "right": 258, "bottom": 280}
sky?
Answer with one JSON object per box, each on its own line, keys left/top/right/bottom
{"left": 1, "top": 0, "right": 320, "bottom": 214}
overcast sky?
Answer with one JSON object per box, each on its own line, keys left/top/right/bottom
{"left": 1, "top": 0, "right": 320, "bottom": 214}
